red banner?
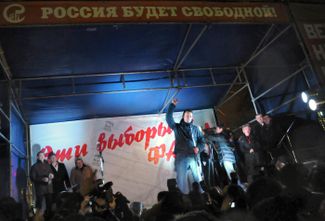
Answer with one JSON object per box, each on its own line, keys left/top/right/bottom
{"left": 291, "top": 3, "right": 325, "bottom": 86}
{"left": 0, "top": 1, "right": 289, "bottom": 26}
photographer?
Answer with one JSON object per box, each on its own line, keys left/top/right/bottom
{"left": 81, "top": 181, "right": 135, "bottom": 221}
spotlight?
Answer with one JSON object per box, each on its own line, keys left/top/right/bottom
{"left": 308, "top": 99, "right": 317, "bottom": 111}
{"left": 301, "top": 92, "right": 309, "bottom": 103}
{"left": 308, "top": 99, "right": 325, "bottom": 111}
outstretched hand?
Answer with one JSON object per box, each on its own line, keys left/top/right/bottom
{"left": 172, "top": 99, "right": 178, "bottom": 105}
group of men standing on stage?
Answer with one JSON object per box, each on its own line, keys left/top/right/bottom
{"left": 166, "top": 99, "right": 279, "bottom": 194}
{"left": 30, "top": 152, "right": 94, "bottom": 217}
{"left": 30, "top": 99, "right": 279, "bottom": 214}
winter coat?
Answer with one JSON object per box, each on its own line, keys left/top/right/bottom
{"left": 206, "top": 133, "right": 236, "bottom": 164}
{"left": 166, "top": 103, "right": 205, "bottom": 156}
{"left": 50, "top": 162, "right": 71, "bottom": 194}
{"left": 30, "top": 160, "right": 53, "bottom": 195}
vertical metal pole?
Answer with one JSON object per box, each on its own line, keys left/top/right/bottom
{"left": 8, "top": 82, "right": 12, "bottom": 197}
{"left": 25, "top": 118, "right": 30, "bottom": 177}
{"left": 242, "top": 68, "right": 258, "bottom": 114}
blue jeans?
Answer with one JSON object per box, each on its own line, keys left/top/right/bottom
{"left": 175, "top": 154, "right": 202, "bottom": 194}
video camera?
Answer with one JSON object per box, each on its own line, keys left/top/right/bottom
{"left": 87, "top": 179, "right": 114, "bottom": 209}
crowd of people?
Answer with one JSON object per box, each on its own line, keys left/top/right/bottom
{"left": 0, "top": 99, "right": 324, "bottom": 221}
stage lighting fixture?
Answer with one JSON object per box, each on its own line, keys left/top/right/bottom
{"left": 308, "top": 99, "right": 325, "bottom": 111}
{"left": 309, "top": 99, "right": 317, "bottom": 111}
{"left": 301, "top": 91, "right": 319, "bottom": 103}
{"left": 301, "top": 92, "right": 309, "bottom": 103}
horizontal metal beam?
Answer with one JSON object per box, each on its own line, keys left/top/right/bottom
{"left": 8, "top": 65, "right": 238, "bottom": 82}
{"left": 22, "top": 82, "right": 245, "bottom": 100}
{"left": 253, "top": 64, "right": 307, "bottom": 101}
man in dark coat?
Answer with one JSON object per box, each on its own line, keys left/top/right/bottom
{"left": 48, "top": 152, "right": 71, "bottom": 201}
{"left": 30, "top": 151, "right": 54, "bottom": 216}
{"left": 252, "top": 114, "right": 268, "bottom": 165}
{"left": 238, "top": 124, "right": 262, "bottom": 183}
{"left": 166, "top": 99, "right": 205, "bottom": 194}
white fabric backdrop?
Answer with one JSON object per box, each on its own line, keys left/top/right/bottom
{"left": 30, "top": 109, "right": 216, "bottom": 207}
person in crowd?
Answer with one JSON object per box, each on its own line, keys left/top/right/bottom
{"left": 166, "top": 98, "right": 206, "bottom": 194}
{"left": 30, "top": 151, "right": 54, "bottom": 219}
{"left": 201, "top": 129, "right": 218, "bottom": 189}
{"left": 70, "top": 157, "right": 96, "bottom": 196}
{"left": 238, "top": 124, "right": 262, "bottom": 183}
{"left": 48, "top": 152, "right": 71, "bottom": 204}
{"left": 253, "top": 114, "right": 264, "bottom": 137}
{"left": 0, "top": 197, "right": 23, "bottom": 221}
{"left": 206, "top": 124, "right": 236, "bottom": 181}
{"left": 252, "top": 114, "right": 269, "bottom": 166}
{"left": 189, "top": 182, "right": 206, "bottom": 210}
{"left": 261, "top": 114, "right": 279, "bottom": 162}
{"left": 141, "top": 191, "right": 168, "bottom": 221}
{"left": 246, "top": 177, "right": 283, "bottom": 209}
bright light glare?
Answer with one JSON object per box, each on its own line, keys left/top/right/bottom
{"left": 301, "top": 92, "right": 309, "bottom": 103}
{"left": 308, "top": 99, "right": 317, "bottom": 111}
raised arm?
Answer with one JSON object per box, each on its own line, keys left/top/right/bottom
{"left": 166, "top": 99, "right": 178, "bottom": 129}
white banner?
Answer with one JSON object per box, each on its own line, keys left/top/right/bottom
{"left": 30, "top": 109, "right": 216, "bottom": 207}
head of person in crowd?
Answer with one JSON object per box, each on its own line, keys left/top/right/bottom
{"left": 0, "top": 197, "right": 23, "bottom": 221}
{"left": 182, "top": 109, "right": 193, "bottom": 124}
{"left": 75, "top": 157, "right": 85, "bottom": 169}
{"left": 48, "top": 152, "right": 57, "bottom": 164}
{"left": 263, "top": 114, "right": 272, "bottom": 125}
{"left": 56, "top": 192, "right": 84, "bottom": 213}
{"left": 157, "top": 191, "right": 168, "bottom": 202}
{"left": 37, "top": 151, "right": 45, "bottom": 163}
{"left": 246, "top": 177, "right": 283, "bottom": 209}
{"left": 241, "top": 124, "right": 251, "bottom": 137}
{"left": 319, "top": 199, "right": 325, "bottom": 221}
{"left": 167, "top": 178, "right": 179, "bottom": 193}
{"left": 174, "top": 210, "right": 219, "bottom": 221}
{"left": 255, "top": 114, "right": 264, "bottom": 126}
{"left": 216, "top": 123, "right": 224, "bottom": 134}
{"left": 252, "top": 194, "right": 304, "bottom": 221}
{"left": 160, "top": 191, "right": 185, "bottom": 216}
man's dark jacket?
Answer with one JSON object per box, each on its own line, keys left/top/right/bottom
{"left": 166, "top": 103, "right": 205, "bottom": 156}
{"left": 30, "top": 160, "right": 52, "bottom": 195}
{"left": 50, "top": 162, "right": 71, "bottom": 194}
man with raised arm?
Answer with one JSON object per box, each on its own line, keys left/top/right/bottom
{"left": 166, "top": 99, "right": 205, "bottom": 194}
